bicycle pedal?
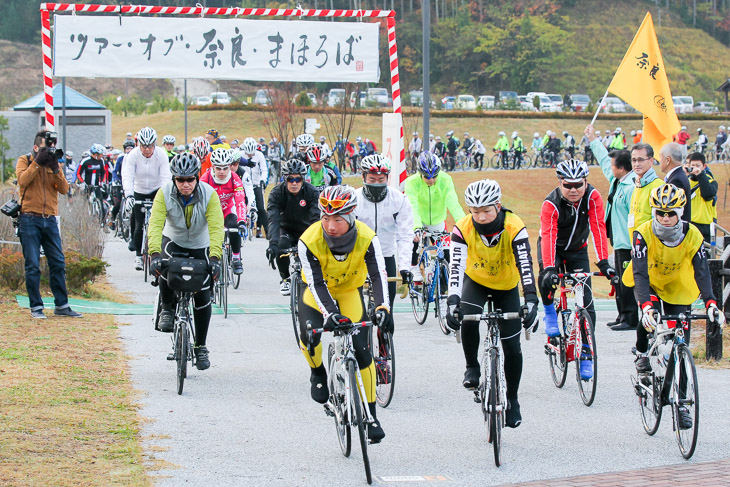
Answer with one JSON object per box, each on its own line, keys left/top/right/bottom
{"left": 166, "top": 352, "right": 175, "bottom": 361}
{"left": 323, "top": 403, "right": 335, "bottom": 417}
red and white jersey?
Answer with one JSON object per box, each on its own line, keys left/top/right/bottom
{"left": 200, "top": 170, "right": 248, "bottom": 221}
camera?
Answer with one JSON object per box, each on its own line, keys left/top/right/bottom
{"left": 44, "top": 131, "right": 64, "bottom": 159}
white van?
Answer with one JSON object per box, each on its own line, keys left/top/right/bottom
{"left": 672, "top": 96, "right": 694, "bottom": 114}
{"left": 327, "top": 88, "right": 346, "bottom": 107}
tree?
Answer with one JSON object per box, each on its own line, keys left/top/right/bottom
{"left": 0, "top": 115, "right": 11, "bottom": 183}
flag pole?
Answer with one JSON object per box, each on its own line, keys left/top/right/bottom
{"left": 590, "top": 90, "right": 609, "bottom": 125}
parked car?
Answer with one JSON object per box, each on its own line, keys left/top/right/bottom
{"left": 526, "top": 91, "right": 547, "bottom": 100}
{"left": 210, "top": 92, "right": 230, "bottom": 104}
{"left": 327, "top": 88, "right": 347, "bottom": 107}
{"left": 349, "top": 91, "right": 367, "bottom": 108}
{"left": 409, "top": 90, "right": 423, "bottom": 107}
{"left": 455, "top": 94, "right": 476, "bottom": 110}
{"left": 602, "top": 96, "right": 626, "bottom": 113}
{"left": 693, "top": 101, "right": 719, "bottom": 114}
{"left": 477, "top": 95, "right": 495, "bottom": 109}
{"left": 546, "top": 94, "right": 564, "bottom": 111}
{"left": 194, "top": 96, "right": 212, "bottom": 106}
{"left": 518, "top": 95, "right": 537, "bottom": 111}
{"left": 536, "top": 95, "right": 557, "bottom": 112}
{"left": 671, "top": 96, "right": 694, "bottom": 114}
{"left": 441, "top": 96, "right": 456, "bottom": 109}
{"left": 254, "top": 89, "right": 274, "bottom": 105}
{"left": 565, "top": 94, "right": 591, "bottom": 112}
{"left": 366, "top": 87, "right": 391, "bottom": 107}
{"left": 497, "top": 90, "right": 519, "bottom": 109}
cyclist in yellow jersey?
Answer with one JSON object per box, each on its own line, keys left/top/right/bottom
{"left": 624, "top": 184, "right": 724, "bottom": 430}
{"left": 684, "top": 152, "right": 718, "bottom": 243}
{"left": 445, "top": 180, "right": 539, "bottom": 429}
{"left": 297, "top": 185, "right": 392, "bottom": 443}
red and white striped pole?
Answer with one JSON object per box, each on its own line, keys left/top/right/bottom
{"left": 387, "top": 16, "right": 406, "bottom": 185}
{"left": 41, "top": 7, "right": 54, "bottom": 131}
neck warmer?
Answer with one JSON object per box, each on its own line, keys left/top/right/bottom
{"left": 213, "top": 171, "right": 231, "bottom": 185}
{"left": 472, "top": 209, "right": 505, "bottom": 237}
{"left": 323, "top": 223, "right": 358, "bottom": 256}
{"left": 652, "top": 218, "right": 684, "bottom": 244}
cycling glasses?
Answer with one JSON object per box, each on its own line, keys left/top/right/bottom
{"left": 319, "top": 196, "right": 348, "bottom": 209}
{"left": 286, "top": 177, "right": 303, "bottom": 183}
{"left": 175, "top": 177, "right": 197, "bottom": 184}
{"left": 561, "top": 181, "right": 585, "bottom": 190}
{"left": 655, "top": 210, "right": 677, "bottom": 218}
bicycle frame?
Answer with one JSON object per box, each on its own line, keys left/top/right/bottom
{"left": 415, "top": 231, "right": 449, "bottom": 305}
{"left": 550, "top": 272, "right": 593, "bottom": 361}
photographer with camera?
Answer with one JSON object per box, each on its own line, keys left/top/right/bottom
{"left": 14, "top": 130, "right": 82, "bottom": 319}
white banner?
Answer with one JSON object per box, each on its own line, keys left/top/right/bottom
{"left": 53, "top": 15, "right": 379, "bottom": 82}
{"left": 382, "top": 113, "right": 405, "bottom": 190}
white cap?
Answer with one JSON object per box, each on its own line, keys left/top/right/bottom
{"left": 630, "top": 130, "right": 636, "bottom": 135}
{"left": 498, "top": 131, "right": 505, "bottom": 136}
{"left": 66, "top": 150, "right": 74, "bottom": 157}
{"left": 533, "top": 132, "right": 539, "bottom": 137}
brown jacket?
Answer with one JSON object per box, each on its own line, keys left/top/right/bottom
{"left": 16, "top": 153, "right": 70, "bottom": 217}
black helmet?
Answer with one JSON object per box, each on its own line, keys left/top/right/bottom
{"left": 170, "top": 152, "right": 201, "bottom": 178}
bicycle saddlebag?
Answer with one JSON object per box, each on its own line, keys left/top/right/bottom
{"left": 166, "top": 257, "right": 209, "bottom": 292}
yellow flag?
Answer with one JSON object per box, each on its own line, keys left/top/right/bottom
{"left": 607, "top": 12, "right": 681, "bottom": 156}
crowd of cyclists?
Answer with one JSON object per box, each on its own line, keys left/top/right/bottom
{"left": 67, "top": 118, "right": 727, "bottom": 448}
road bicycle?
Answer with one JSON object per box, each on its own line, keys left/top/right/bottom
{"left": 456, "top": 149, "right": 474, "bottom": 171}
{"left": 462, "top": 305, "right": 523, "bottom": 467}
{"left": 212, "top": 231, "right": 231, "bottom": 319}
{"left": 409, "top": 230, "right": 453, "bottom": 337}
{"left": 114, "top": 194, "right": 133, "bottom": 242}
{"left": 281, "top": 246, "right": 303, "bottom": 348}
{"left": 246, "top": 207, "right": 257, "bottom": 242}
{"left": 140, "top": 200, "right": 154, "bottom": 282}
{"left": 307, "top": 319, "right": 378, "bottom": 485}
{"left": 543, "top": 272, "right": 601, "bottom": 406}
{"left": 362, "top": 276, "right": 401, "bottom": 408}
{"left": 631, "top": 312, "right": 707, "bottom": 459}
{"left": 225, "top": 227, "right": 242, "bottom": 290}
{"left": 87, "top": 184, "right": 110, "bottom": 230}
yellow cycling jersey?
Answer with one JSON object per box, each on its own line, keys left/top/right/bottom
{"left": 689, "top": 178, "right": 716, "bottom": 225}
{"left": 299, "top": 220, "right": 376, "bottom": 294}
{"left": 623, "top": 220, "right": 704, "bottom": 304}
{"left": 455, "top": 211, "right": 524, "bottom": 290}
{"left": 628, "top": 178, "right": 663, "bottom": 237}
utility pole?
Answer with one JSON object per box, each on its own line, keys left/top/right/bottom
{"left": 422, "top": 0, "right": 430, "bottom": 140}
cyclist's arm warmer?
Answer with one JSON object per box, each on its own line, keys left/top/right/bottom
{"left": 448, "top": 226, "right": 468, "bottom": 299}
{"left": 206, "top": 191, "right": 224, "bottom": 260}
{"left": 696, "top": 172, "right": 718, "bottom": 201}
{"left": 266, "top": 185, "right": 283, "bottom": 243}
{"left": 444, "top": 178, "right": 466, "bottom": 222}
{"left": 511, "top": 228, "right": 538, "bottom": 301}
{"left": 76, "top": 160, "right": 86, "bottom": 184}
{"left": 539, "top": 199, "right": 559, "bottom": 269}
{"left": 232, "top": 174, "right": 247, "bottom": 221}
{"left": 692, "top": 245, "right": 716, "bottom": 304}
{"left": 395, "top": 194, "right": 416, "bottom": 271}
{"left": 587, "top": 189, "right": 609, "bottom": 262}
{"left": 147, "top": 189, "right": 167, "bottom": 256}
{"left": 299, "top": 239, "right": 340, "bottom": 319}
{"left": 365, "top": 237, "right": 390, "bottom": 311}
{"left": 631, "top": 231, "right": 651, "bottom": 305}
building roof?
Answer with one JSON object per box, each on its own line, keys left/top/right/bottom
{"left": 717, "top": 78, "right": 730, "bottom": 92}
{"left": 13, "top": 85, "right": 105, "bottom": 111}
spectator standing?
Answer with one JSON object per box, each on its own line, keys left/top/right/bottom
{"left": 685, "top": 152, "right": 718, "bottom": 243}
{"left": 674, "top": 126, "right": 691, "bottom": 158}
{"left": 716, "top": 126, "right": 727, "bottom": 154}
{"left": 15, "top": 131, "right": 82, "bottom": 319}
{"left": 660, "top": 142, "right": 692, "bottom": 223}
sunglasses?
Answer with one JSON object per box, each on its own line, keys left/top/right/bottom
{"left": 562, "top": 181, "right": 585, "bottom": 190}
{"left": 175, "top": 177, "right": 197, "bottom": 184}
{"left": 286, "top": 177, "right": 303, "bottom": 183}
{"left": 655, "top": 210, "right": 677, "bottom": 218}
{"left": 319, "top": 196, "right": 348, "bottom": 209}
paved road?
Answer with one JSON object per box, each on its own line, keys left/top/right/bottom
{"left": 107, "top": 237, "right": 730, "bottom": 486}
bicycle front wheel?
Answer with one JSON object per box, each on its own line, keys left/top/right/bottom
{"left": 548, "top": 336, "right": 568, "bottom": 388}
{"left": 290, "top": 272, "right": 302, "bottom": 347}
{"left": 489, "top": 348, "right": 502, "bottom": 467}
{"left": 410, "top": 281, "right": 429, "bottom": 325}
{"left": 435, "top": 263, "right": 450, "bottom": 335}
{"left": 490, "top": 154, "right": 501, "bottom": 169}
{"left": 673, "top": 344, "right": 699, "bottom": 459}
{"left": 576, "top": 310, "right": 597, "bottom": 406}
{"left": 521, "top": 154, "right": 532, "bottom": 168}
{"left": 176, "top": 316, "right": 188, "bottom": 395}
{"left": 348, "top": 363, "right": 372, "bottom": 485}
{"left": 374, "top": 328, "right": 396, "bottom": 408}
{"left": 220, "top": 255, "right": 229, "bottom": 319}
{"left": 637, "top": 371, "right": 663, "bottom": 436}
{"left": 329, "top": 343, "right": 351, "bottom": 456}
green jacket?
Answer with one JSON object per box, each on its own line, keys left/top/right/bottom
{"left": 494, "top": 136, "right": 510, "bottom": 152}
{"left": 609, "top": 134, "right": 625, "bottom": 150}
{"left": 404, "top": 172, "right": 465, "bottom": 228}
{"left": 592, "top": 139, "right": 635, "bottom": 249}
{"left": 512, "top": 136, "right": 524, "bottom": 152}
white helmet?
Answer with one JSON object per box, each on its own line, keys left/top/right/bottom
{"left": 210, "top": 148, "right": 233, "bottom": 167}
{"left": 295, "top": 133, "right": 315, "bottom": 149}
{"left": 162, "top": 134, "right": 176, "bottom": 145}
{"left": 720, "top": 125, "right": 726, "bottom": 131}
{"left": 498, "top": 131, "right": 505, "bottom": 137}
{"left": 464, "top": 179, "right": 501, "bottom": 208}
{"left": 511, "top": 131, "right": 518, "bottom": 139}
{"left": 242, "top": 137, "right": 257, "bottom": 155}
{"left": 533, "top": 132, "right": 540, "bottom": 137}
{"left": 137, "top": 127, "right": 157, "bottom": 146}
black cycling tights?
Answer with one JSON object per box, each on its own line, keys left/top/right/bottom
{"left": 224, "top": 213, "right": 241, "bottom": 254}
{"left": 132, "top": 190, "right": 157, "bottom": 256}
{"left": 460, "top": 275, "right": 523, "bottom": 401}
{"left": 159, "top": 237, "right": 212, "bottom": 347}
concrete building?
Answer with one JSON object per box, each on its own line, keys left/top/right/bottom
{"left": 1, "top": 85, "right": 111, "bottom": 166}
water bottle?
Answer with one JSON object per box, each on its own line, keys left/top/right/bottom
{"left": 656, "top": 340, "right": 671, "bottom": 371}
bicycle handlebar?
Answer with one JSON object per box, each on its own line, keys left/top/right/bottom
{"left": 661, "top": 313, "right": 709, "bottom": 321}
{"left": 462, "top": 312, "right": 521, "bottom": 322}
{"left": 306, "top": 320, "right": 373, "bottom": 337}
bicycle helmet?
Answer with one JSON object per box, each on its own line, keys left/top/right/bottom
{"left": 137, "top": 126, "right": 157, "bottom": 146}
{"left": 464, "top": 179, "right": 501, "bottom": 208}
{"left": 82, "top": 150, "right": 90, "bottom": 159}
{"left": 210, "top": 148, "right": 233, "bottom": 167}
{"left": 90, "top": 143, "right": 106, "bottom": 155}
{"left": 360, "top": 154, "right": 391, "bottom": 175}
{"left": 305, "top": 145, "right": 325, "bottom": 163}
{"left": 563, "top": 131, "right": 569, "bottom": 136}
{"left": 122, "top": 138, "right": 135, "bottom": 149}
{"left": 697, "top": 128, "right": 703, "bottom": 133}
{"left": 533, "top": 132, "right": 540, "bottom": 137}
{"left": 162, "top": 135, "right": 176, "bottom": 145}
{"left": 170, "top": 152, "right": 201, "bottom": 178}
{"left": 649, "top": 183, "right": 686, "bottom": 211}
{"left": 498, "top": 131, "right": 505, "bottom": 137}
{"left": 242, "top": 137, "right": 258, "bottom": 155}
{"left": 191, "top": 137, "right": 211, "bottom": 161}
{"left": 418, "top": 151, "right": 441, "bottom": 178}
{"left": 511, "top": 131, "right": 518, "bottom": 139}
{"left": 295, "top": 133, "right": 315, "bottom": 149}
{"left": 281, "top": 159, "right": 308, "bottom": 177}
{"left": 320, "top": 135, "right": 326, "bottom": 142}
{"left": 720, "top": 125, "right": 726, "bottom": 131}
{"left": 356, "top": 136, "right": 362, "bottom": 142}
{"left": 258, "top": 136, "right": 265, "bottom": 143}
{"left": 318, "top": 185, "right": 358, "bottom": 215}
{"left": 556, "top": 158, "right": 589, "bottom": 181}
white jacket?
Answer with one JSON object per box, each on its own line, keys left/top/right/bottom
{"left": 242, "top": 150, "right": 268, "bottom": 186}
{"left": 240, "top": 169, "right": 256, "bottom": 210}
{"left": 121, "top": 146, "right": 171, "bottom": 197}
{"left": 354, "top": 187, "right": 414, "bottom": 271}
